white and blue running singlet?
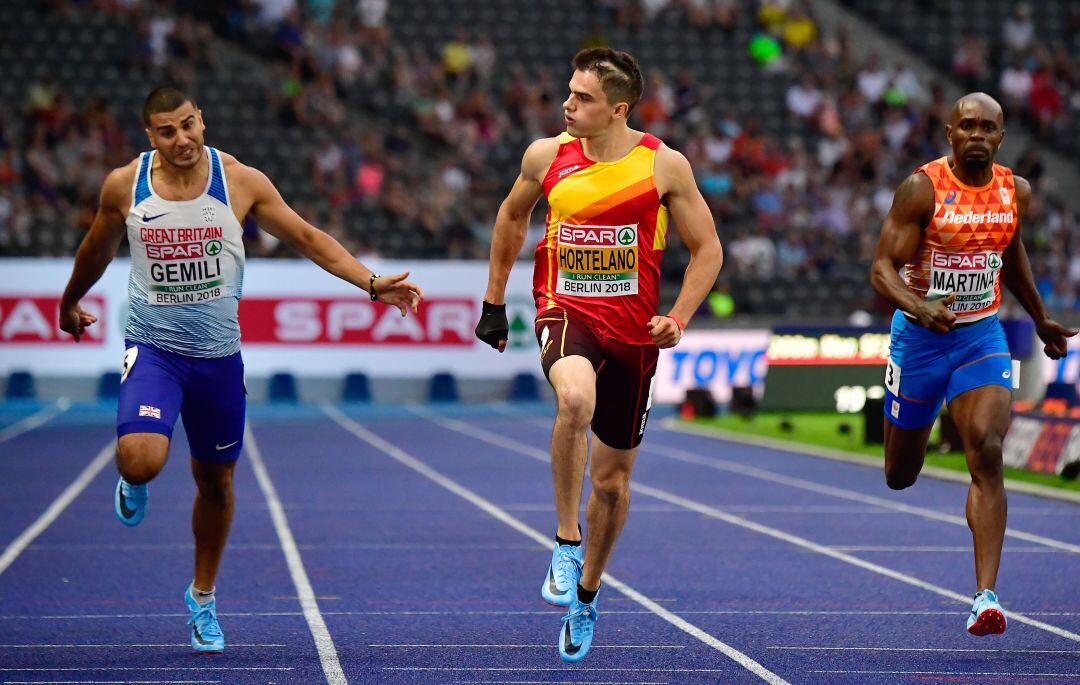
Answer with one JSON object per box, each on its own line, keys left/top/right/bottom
{"left": 125, "top": 146, "right": 245, "bottom": 357}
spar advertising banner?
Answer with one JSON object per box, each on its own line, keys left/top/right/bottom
{"left": 0, "top": 259, "right": 773, "bottom": 402}
{"left": 652, "top": 329, "right": 771, "bottom": 404}
{"left": 0, "top": 258, "right": 543, "bottom": 377}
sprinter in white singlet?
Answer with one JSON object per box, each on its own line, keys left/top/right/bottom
{"left": 58, "top": 86, "right": 424, "bottom": 653}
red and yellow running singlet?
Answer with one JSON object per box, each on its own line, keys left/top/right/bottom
{"left": 533, "top": 132, "right": 669, "bottom": 345}
{"left": 904, "top": 156, "right": 1018, "bottom": 323}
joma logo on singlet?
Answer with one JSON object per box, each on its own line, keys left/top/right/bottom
{"left": 557, "top": 165, "right": 582, "bottom": 179}
{"left": 941, "top": 209, "right": 1014, "bottom": 224}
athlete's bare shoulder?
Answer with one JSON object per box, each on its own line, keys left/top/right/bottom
{"left": 1013, "top": 174, "right": 1032, "bottom": 214}
{"left": 654, "top": 143, "right": 690, "bottom": 173}
{"left": 520, "top": 136, "right": 561, "bottom": 182}
{"left": 215, "top": 150, "right": 253, "bottom": 180}
{"left": 100, "top": 157, "right": 140, "bottom": 212}
{"left": 889, "top": 171, "right": 935, "bottom": 226}
{"left": 653, "top": 143, "right": 694, "bottom": 196}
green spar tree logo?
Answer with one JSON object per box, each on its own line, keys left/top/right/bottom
{"left": 988, "top": 253, "right": 1001, "bottom": 269}
{"left": 205, "top": 240, "right": 222, "bottom": 256}
{"left": 618, "top": 227, "right": 635, "bottom": 245}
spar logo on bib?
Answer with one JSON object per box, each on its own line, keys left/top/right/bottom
{"left": 929, "top": 250, "right": 1001, "bottom": 314}
{"left": 556, "top": 223, "right": 639, "bottom": 298}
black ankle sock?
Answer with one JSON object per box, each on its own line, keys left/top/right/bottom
{"left": 577, "top": 582, "right": 598, "bottom": 604}
{"left": 555, "top": 524, "right": 582, "bottom": 547}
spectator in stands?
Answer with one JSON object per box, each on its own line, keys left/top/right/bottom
{"left": 1002, "top": 3, "right": 1035, "bottom": 55}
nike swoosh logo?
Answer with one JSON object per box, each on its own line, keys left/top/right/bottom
{"left": 142, "top": 212, "right": 170, "bottom": 222}
{"left": 215, "top": 440, "right": 239, "bottom": 451}
{"left": 192, "top": 624, "right": 213, "bottom": 646}
{"left": 118, "top": 489, "right": 139, "bottom": 519}
{"left": 562, "top": 621, "right": 581, "bottom": 655}
{"left": 548, "top": 566, "right": 562, "bottom": 595}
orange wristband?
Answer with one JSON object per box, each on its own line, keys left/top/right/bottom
{"left": 666, "top": 314, "right": 685, "bottom": 332}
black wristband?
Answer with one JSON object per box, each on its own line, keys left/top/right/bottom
{"left": 369, "top": 273, "right": 380, "bottom": 302}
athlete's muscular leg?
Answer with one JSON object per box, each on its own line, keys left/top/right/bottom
{"left": 883, "top": 421, "right": 934, "bottom": 490}
{"left": 579, "top": 436, "right": 636, "bottom": 591}
{"left": 191, "top": 458, "right": 236, "bottom": 591}
{"left": 548, "top": 356, "right": 597, "bottom": 542}
{"left": 116, "top": 433, "right": 170, "bottom": 484}
{"left": 948, "top": 385, "right": 1011, "bottom": 591}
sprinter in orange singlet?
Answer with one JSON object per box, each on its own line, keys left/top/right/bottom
{"left": 475, "top": 48, "right": 722, "bottom": 661}
{"left": 871, "top": 93, "right": 1075, "bottom": 636}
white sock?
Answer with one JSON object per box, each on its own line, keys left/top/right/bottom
{"left": 191, "top": 583, "right": 215, "bottom": 605}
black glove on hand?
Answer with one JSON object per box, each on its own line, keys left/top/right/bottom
{"left": 475, "top": 301, "right": 509, "bottom": 350}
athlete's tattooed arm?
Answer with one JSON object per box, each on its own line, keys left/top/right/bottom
{"left": 871, "top": 172, "right": 957, "bottom": 333}
{"left": 651, "top": 145, "right": 722, "bottom": 348}
{"left": 60, "top": 164, "right": 135, "bottom": 341}
{"left": 1002, "top": 176, "right": 1077, "bottom": 359}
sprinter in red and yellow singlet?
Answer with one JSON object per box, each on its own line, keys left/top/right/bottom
{"left": 475, "top": 48, "right": 722, "bottom": 661}
{"left": 871, "top": 93, "right": 1075, "bottom": 638}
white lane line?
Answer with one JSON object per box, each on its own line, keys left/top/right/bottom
{"left": 0, "top": 639, "right": 285, "bottom": 643}
{"left": 661, "top": 418, "right": 1080, "bottom": 505}
{"left": 827, "top": 545, "right": 1064, "bottom": 553}
{"left": 0, "top": 398, "right": 71, "bottom": 444}
{"left": 384, "top": 668, "right": 732, "bottom": 672}
{"left": 770, "top": 646, "right": 1077, "bottom": 653}
{"left": 322, "top": 404, "right": 789, "bottom": 685}
{"left": 421, "top": 409, "right": 1080, "bottom": 644}
{"left": 450, "top": 681, "right": 667, "bottom": 684}
{"left": 5, "top": 608, "right": 1075, "bottom": 620}
{"left": 810, "top": 672, "right": 1080, "bottom": 678}
{"left": 0, "top": 440, "right": 114, "bottom": 577}
{"left": 0, "top": 669, "right": 290, "bottom": 672}
{"left": 244, "top": 425, "right": 346, "bottom": 685}
{"left": 642, "top": 441, "right": 1080, "bottom": 555}
{"left": 634, "top": 482, "right": 1080, "bottom": 643}
{"left": 367, "top": 639, "right": 678, "bottom": 643}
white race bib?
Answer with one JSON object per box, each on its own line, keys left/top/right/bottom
{"left": 555, "top": 222, "right": 639, "bottom": 298}
{"left": 927, "top": 250, "right": 1000, "bottom": 314}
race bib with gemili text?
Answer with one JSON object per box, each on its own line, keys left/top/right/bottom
{"left": 556, "top": 222, "right": 639, "bottom": 298}
{"left": 142, "top": 226, "right": 229, "bottom": 305}
{"left": 927, "top": 250, "right": 1001, "bottom": 314}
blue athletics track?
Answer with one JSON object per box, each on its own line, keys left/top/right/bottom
{"left": 1, "top": 400, "right": 1078, "bottom": 684}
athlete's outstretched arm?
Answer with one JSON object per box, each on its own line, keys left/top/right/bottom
{"left": 1001, "top": 176, "right": 1077, "bottom": 359}
{"left": 243, "top": 166, "right": 422, "bottom": 316}
{"left": 60, "top": 168, "right": 130, "bottom": 341}
{"left": 651, "top": 146, "right": 722, "bottom": 349}
{"left": 870, "top": 173, "right": 957, "bottom": 333}
{"left": 476, "top": 138, "right": 556, "bottom": 352}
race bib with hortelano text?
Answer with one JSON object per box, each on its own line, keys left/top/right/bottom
{"left": 556, "top": 222, "right": 639, "bottom": 298}
{"left": 142, "top": 226, "right": 230, "bottom": 305}
{"left": 927, "top": 250, "right": 1001, "bottom": 314}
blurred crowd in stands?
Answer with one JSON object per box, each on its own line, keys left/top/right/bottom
{"left": 1, "top": 0, "right": 1077, "bottom": 317}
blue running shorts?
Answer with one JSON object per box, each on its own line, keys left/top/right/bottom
{"left": 116, "top": 340, "right": 246, "bottom": 462}
{"left": 884, "top": 311, "right": 1012, "bottom": 430}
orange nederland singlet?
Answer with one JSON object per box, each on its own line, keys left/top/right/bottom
{"left": 533, "top": 131, "right": 670, "bottom": 345}
{"left": 904, "top": 156, "right": 1018, "bottom": 323}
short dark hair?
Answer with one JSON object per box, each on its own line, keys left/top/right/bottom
{"left": 142, "top": 86, "right": 195, "bottom": 126}
{"left": 571, "top": 48, "right": 645, "bottom": 112}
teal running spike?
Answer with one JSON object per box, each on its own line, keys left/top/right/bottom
{"left": 559, "top": 589, "right": 599, "bottom": 662}
{"left": 114, "top": 478, "right": 147, "bottom": 527}
{"left": 967, "top": 589, "right": 1007, "bottom": 636}
{"left": 185, "top": 585, "right": 225, "bottom": 653}
{"left": 541, "top": 543, "right": 583, "bottom": 607}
